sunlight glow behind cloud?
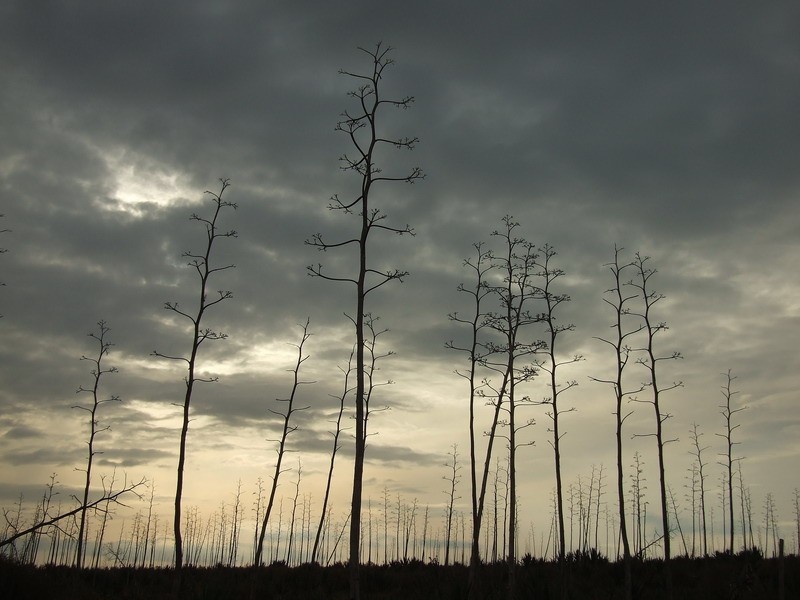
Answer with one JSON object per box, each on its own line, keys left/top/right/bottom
{"left": 102, "top": 151, "right": 199, "bottom": 217}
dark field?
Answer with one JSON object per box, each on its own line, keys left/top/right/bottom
{"left": 1, "top": 552, "right": 796, "bottom": 600}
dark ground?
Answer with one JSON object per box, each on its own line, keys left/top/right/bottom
{"left": 1, "top": 552, "right": 795, "bottom": 599}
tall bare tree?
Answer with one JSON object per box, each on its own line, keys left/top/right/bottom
{"left": 228, "top": 479, "right": 243, "bottom": 566}
{"left": 630, "top": 252, "right": 682, "bottom": 596}
{"left": 483, "top": 217, "right": 543, "bottom": 598}
{"left": 254, "top": 320, "right": 313, "bottom": 565}
{"left": 630, "top": 451, "right": 648, "bottom": 557}
{"left": 716, "top": 369, "right": 745, "bottom": 553}
{"left": 443, "top": 444, "right": 462, "bottom": 566}
{"left": 313, "top": 317, "right": 391, "bottom": 565}
{"left": 306, "top": 43, "right": 422, "bottom": 600}
{"left": 284, "top": 459, "right": 303, "bottom": 566}
{"left": 311, "top": 346, "right": 354, "bottom": 563}
{"left": 533, "top": 243, "right": 582, "bottom": 563}
{"left": 689, "top": 422, "right": 709, "bottom": 556}
{"left": 590, "top": 246, "right": 643, "bottom": 600}
{"left": 152, "top": 178, "right": 237, "bottom": 569}
{"left": 72, "top": 320, "right": 120, "bottom": 567}
{"left": 446, "top": 242, "right": 493, "bottom": 588}
{"left": 736, "top": 464, "right": 752, "bottom": 550}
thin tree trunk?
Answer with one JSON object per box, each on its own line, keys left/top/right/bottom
{"left": 254, "top": 321, "right": 313, "bottom": 564}
{"left": 153, "top": 180, "right": 236, "bottom": 570}
{"left": 311, "top": 348, "right": 353, "bottom": 563}
{"left": 632, "top": 253, "right": 682, "bottom": 598}
{"left": 73, "top": 321, "right": 119, "bottom": 568}
{"left": 590, "top": 246, "right": 640, "bottom": 600}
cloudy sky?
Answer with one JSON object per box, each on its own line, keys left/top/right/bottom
{"left": 2, "top": 1, "right": 799, "bottom": 559}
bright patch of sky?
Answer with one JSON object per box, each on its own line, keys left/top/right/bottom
{"left": 101, "top": 150, "right": 199, "bottom": 217}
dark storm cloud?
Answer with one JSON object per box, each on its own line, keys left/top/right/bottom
{"left": 1, "top": 1, "right": 344, "bottom": 197}
{"left": 1, "top": 424, "right": 43, "bottom": 440}
{"left": 0, "top": 480, "right": 83, "bottom": 506}
{"left": 96, "top": 448, "right": 175, "bottom": 469}
{"left": 395, "top": 1, "right": 800, "bottom": 240}
{"left": 3, "top": 445, "right": 83, "bottom": 468}
{"left": 365, "top": 442, "right": 441, "bottom": 468}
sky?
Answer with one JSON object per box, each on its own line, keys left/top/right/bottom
{"left": 1, "top": 1, "right": 799, "bottom": 561}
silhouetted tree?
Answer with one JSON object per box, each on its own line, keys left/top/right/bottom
{"left": 793, "top": 488, "right": 799, "bottom": 555}
{"left": 719, "top": 471, "right": 728, "bottom": 549}
{"left": 630, "top": 252, "right": 682, "bottom": 596}
{"left": 311, "top": 345, "right": 354, "bottom": 563}
{"left": 443, "top": 444, "right": 462, "bottom": 566}
{"left": 716, "top": 369, "right": 745, "bottom": 553}
{"left": 0, "top": 474, "right": 145, "bottom": 551}
{"left": 483, "top": 217, "right": 543, "bottom": 598}
{"left": 668, "top": 485, "right": 689, "bottom": 556}
{"left": 285, "top": 459, "right": 303, "bottom": 566}
{"left": 139, "top": 483, "right": 155, "bottom": 568}
{"left": 533, "top": 243, "right": 582, "bottom": 564}
{"left": 251, "top": 477, "right": 265, "bottom": 563}
{"left": 689, "top": 422, "right": 709, "bottom": 555}
{"left": 594, "top": 464, "right": 605, "bottom": 550}
{"left": 446, "top": 242, "right": 493, "bottom": 589}
{"left": 228, "top": 479, "right": 243, "bottom": 566}
{"left": 254, "top": 320, "right": 313, "bottom": 565}
{"left": 382, "top": 486, "right": 390, "bottom": 564}
{"left": 306, "top": 43, "right": 422, "bottom": 600}
{"left": 91, "top": 469, "right": 118, "bottom": 567}
{"left": 736, "top": 462, "right": 750, "bottom": 549}
{"left": 362, "top": 314, "right": 394, "bottom": 442}
{"left": 420, "top": 504, "right": 430, "bottom": 562}
{"left": 630, "top": 451, "right": 648, "bottom": 557}
{"left": 763, "top": 492, "right": 779, "bottom": 556}
{"left": 152, "top": 178, "right": 237, "bottom": 569}
{"left": 402, "top": 497, "right": 417, "bottom": 561}
{"left": 73, "top": 321, "right": 120, "bottom": 567}
{"left": 394, "top": 493, "right": 402, "bottom": 561}
{"left": 590, "top": 246, "right": 643, "bottom": 600}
